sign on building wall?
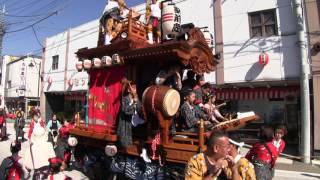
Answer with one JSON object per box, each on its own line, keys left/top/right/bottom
{"left": 19, "top": 61, "right": 26, "bottom": 96}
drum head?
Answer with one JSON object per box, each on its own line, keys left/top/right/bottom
{"left": 162, "top": 89, "right": 180, "bottom": 117}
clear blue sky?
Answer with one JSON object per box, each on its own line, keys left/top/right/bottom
{"left": 2, "top": 0, "right": 144, "bottom": 56}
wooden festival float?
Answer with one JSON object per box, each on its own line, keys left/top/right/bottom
{"left": 70, "top": 0, "right": 259, "bottom": 174}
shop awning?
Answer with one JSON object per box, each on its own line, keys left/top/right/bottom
{"left": 65, "top": 92, "right": 86, "bottom": 101}
{"left": 215, "top": 86, "right": 300, "bottom": 100}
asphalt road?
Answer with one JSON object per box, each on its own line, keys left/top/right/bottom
{"left": 0, "top": 123, "right": 319, "bottom": 180}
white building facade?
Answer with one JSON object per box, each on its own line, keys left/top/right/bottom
{"left": 42, "top": 20, "right": 99, "bottom": 120}
{"left": 5, "top": 56, "right": 41, "bottom": 117}
{"left": 212, "top": 0, "right": 303, "bottom": 147}
{"left": 0, "top": 55, "right": 12, "bottom": 108}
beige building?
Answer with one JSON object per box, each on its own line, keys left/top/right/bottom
{"left": 5, "top": 55, "right": 41, "bottom": 117}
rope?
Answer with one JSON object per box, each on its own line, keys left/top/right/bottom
{"left": 151, "top": 132, "right": 161, "bottom": 160}
{"left": 151, "top": 88, "right": 158, "bottom": 113}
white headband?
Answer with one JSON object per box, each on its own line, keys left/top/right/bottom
{"left": 229, "top": 138, "right": 245, "bottom": 147}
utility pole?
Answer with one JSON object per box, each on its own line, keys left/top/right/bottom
{"left": 0, "top": 6, "right": 5, "bottom": 84}
{"left": 293, "top": 0, "right": 311, "bottom": 164}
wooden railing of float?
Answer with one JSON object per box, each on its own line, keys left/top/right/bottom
{"left": 123, "top": 9, "right": 147, "bottom": 41}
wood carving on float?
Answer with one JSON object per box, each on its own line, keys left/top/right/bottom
{"left": 187, "top": 28, "right": 217, "bottom": 74}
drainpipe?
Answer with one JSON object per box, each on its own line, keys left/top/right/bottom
{"left": 293, "top": 0, "right": 311, "bottom": 164}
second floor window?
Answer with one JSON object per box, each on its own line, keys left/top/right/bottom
{"left": 249, "top": 9, "right": 277, "bottom": 38}
{"left": 52, "top": 55, "right": 59, "bottom": 70}
{"left": 7, "top": 80, "right": 11, "bottom": 88}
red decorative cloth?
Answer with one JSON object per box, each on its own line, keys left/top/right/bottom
{"left": 48, "top": 157, "right": 62, "bottom": 165}
{"left": 63, "top": 151, "right": 71, "bottom": 164}
{"left": 151, "top": 132, "right": 161, "bottom": 160}
{"left": 28, "top": 119, "right": 45, "bottom": 139}
{"left": 0, "top": 115, "right": 4, "bottom": 125}
{"left": 88, "top": 67, "right": 125, "bottom": 132}
{"left": 59, "top": 126, "right": 70, "bottom": 138}
{"left": 245, "top": 141, "right": 278, "bottom": 168}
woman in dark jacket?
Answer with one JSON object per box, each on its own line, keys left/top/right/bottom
{"left": 117, "top": 80, "right": 143, "bottom": 147}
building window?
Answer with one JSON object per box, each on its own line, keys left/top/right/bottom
{"left": 52, "top": 55, "right": 59, "bottom": 70}
{"left": 249, "top": 9, "right": 277, "bottom": 38}
{"left": 7, "top": 80, "right": 11, "bottom": 88}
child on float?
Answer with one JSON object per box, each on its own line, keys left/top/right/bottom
{"left": 203, "top": 94, "right": 228, "bottom": 124}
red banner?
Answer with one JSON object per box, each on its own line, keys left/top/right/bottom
{"left": 88, "top": 67, "right": 126, "bottom": 132}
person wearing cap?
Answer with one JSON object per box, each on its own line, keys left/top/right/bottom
{"left": 185, "top": 131, "right": 241, "bottom": 180}
{"left": 225, "top": 136, "right": 256, "bottom": 180}
{"left": 47, "top": 157, "right": 71, "bottom": 180}
{"left": 273, "top": 125, "right": 287, "bottom": 155}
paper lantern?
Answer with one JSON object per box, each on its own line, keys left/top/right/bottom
{"left": 105, "top": 145, "right": 117, "bottom": 156}
{"left": 112, "top": 54, "right": 121, "bottom": 64}
{"left": 68, "top": 137, "right": 78, "bottom": 147}
{"left": 76, "top": 61, "right": 83, "bottom": 71}
{"left": 68, "top": 79, "right": 73, "bottom": 86}
{"left": 83, "top": 59, "right": 92, "bottom": 69}
{"left": 93, "top": 58, "right": 102, "bottom": 68}
{"left": 162, "top": 3, "right": 181, "bottom": 40}
{"left": 259, "top": 52, "right": 269, "bottom": 65}
{"left": 48, "top": 76, "right": 53, "bottom": 84}
{"left": 102, "top": 56, "right": 112, "bottom": 66}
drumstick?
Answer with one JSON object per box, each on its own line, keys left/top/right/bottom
{"left": 214, "top": 102, "right": 227, "bottom": 109}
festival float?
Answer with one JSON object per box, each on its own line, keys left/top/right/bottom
{"left": 70, "top": 0, "right": 259, "bottom": 178}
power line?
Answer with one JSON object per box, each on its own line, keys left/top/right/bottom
{"left": 31, "top": 25, "right": 43, "bottom": 48}
{"left": 5, "top": 10, "right": 58, "bottom": 33}
{"left": 4, "top": 12, "right": 53, "bottom": 18}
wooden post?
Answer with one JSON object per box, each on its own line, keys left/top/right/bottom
{"left": 199, "top": 119, "right": 204, "bottom": 152}
{"left": 156, "top": 111, "right": 169, "bottom": 145}
{"left": 128, "top": 9, "right": 133, "bottom": 39}
{"left": 76, "top": 112, "right": 80, "bottom": 127}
